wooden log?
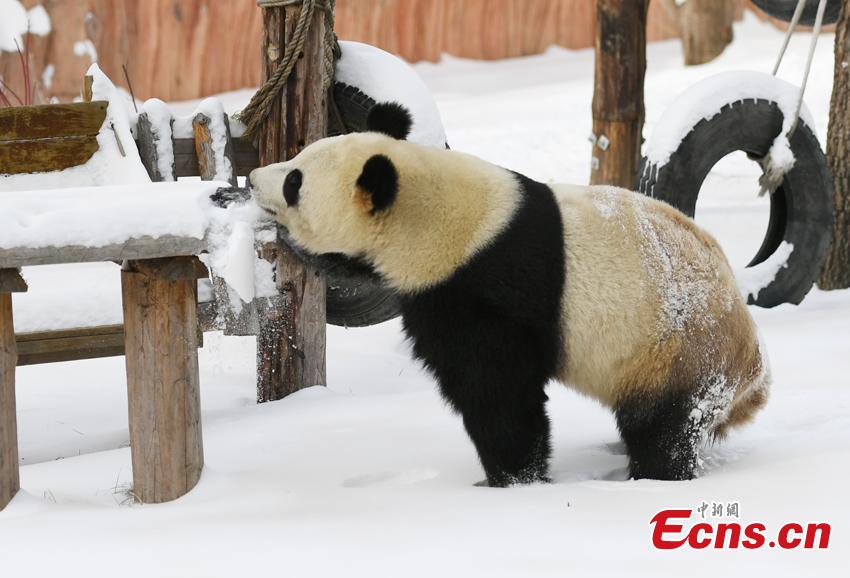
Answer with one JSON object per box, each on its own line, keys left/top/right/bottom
{"left": 121, "top": 256, "right": 204, "bottom": 504}
{"left": 136, "top": 111, "right": 176, "bottom": 182}
{"left": 590, "top": 0, "right": 649, "bottom": 189}
{"left": 192, "top": 113, "right": 238, "bottom": 187}
{"left": 0, "top": 235, "right": 206, "bottom": 270}
{"left": 0, "top": 136, "right": 99, "bottom": 175}
{"left": 16, "top": 324, "right": 125, "bottom": 366}
{"left": 0, "top": 270, "right": 25, "bottom": 510}
{"left": 172, "top": 137, "right": 260, "bottom": 178}
{"left": 192, "top": 112, "right": 255, "bottom": 335}
{"left": 256, "top": 2, "right": 328, "bottom": 402}
{"left": 0, "top": 102, "right": 107, "bottom": 142}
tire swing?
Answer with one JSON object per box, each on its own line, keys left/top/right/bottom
{"left": 315, "top": 41, "right": 449, "bottom": 327}
{"left": 637, "top": 0, "right": 835, "bottom": 308}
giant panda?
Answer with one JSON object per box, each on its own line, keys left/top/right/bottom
{"left": 249, "top": 103, "right": 770, "bottom": 487}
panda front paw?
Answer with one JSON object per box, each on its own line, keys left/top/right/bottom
{"left": 210, "top": 186, "right": 252, "bottom": 208}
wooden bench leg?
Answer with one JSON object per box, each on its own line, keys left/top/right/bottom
{"left": 0, "top": 270, "right": 26, "bottom": 511}
{"left": 121, "top": 257, "right": 205, "bottom": 504}
{"left": 1, "top": 293, "right": 20, "bottom": 510}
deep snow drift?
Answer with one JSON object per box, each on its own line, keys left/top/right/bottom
{"left": 1, "top": 14, "right": 848, "bottom": 578}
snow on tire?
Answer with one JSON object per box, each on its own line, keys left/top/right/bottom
{"left": 637, "top": 75, "right": 834, "bottom": 308}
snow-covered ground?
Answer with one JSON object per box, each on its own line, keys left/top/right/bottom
{"left": 2, "top": 14, "right": 849, "bottom": 577}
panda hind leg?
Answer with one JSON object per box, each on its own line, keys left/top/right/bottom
{"left": 614, "top": 389, "right": 703, "bottom": 481}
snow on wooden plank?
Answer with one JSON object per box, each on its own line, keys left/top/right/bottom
{"left": 0, "top": 235, "right": 208, "bottom": 269}
{"left": 0, "top": 181, "right": 226, "bottom": 258}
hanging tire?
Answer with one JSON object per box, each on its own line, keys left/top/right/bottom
{"left": 750, "top": 0, "right": 842, "bottom": 26}
{"left": 637, "top": 98, "right": 834, "bottom": 308}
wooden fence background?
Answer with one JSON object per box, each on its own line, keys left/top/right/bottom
{"left": 2, "top": 0, "right": 763, "bottom": 103}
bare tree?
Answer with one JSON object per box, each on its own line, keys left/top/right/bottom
{"left": 660, "top": 0, "right": 736, "bottom": 65}
{"left": 819, "top": 1, "right": 850, "bottom": 289}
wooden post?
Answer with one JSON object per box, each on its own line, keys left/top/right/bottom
{"left": 122, "top": 257, "right": 205, "bottom": 504}
{"left": 137, "top": 111, "right": 176, "bottom": 182}
{"left": 590, "top": 0, "right": 649, "bottom": 189}
{"left": 0, "top": 269, "right": 26, "bottom": 511}
{"left": 256, "top": 2, "right": 328, "bottom": 402}
{"left": 192, "top": 111, "right": 257, "bottom": 336}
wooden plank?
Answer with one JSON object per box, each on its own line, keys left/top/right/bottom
{"left": 122, "top": 257, "right": 203, "bottom": 504}
{"left": 0, "top": 270, "right": 27, "bottom": 294}
{"left": 192, "top": 113, "right": 238, "bottom": 187}
{"left": 0, "top": 136, "right": 99, "bottom": 175}
{"left": 126, "top": 256, "right": 209, "bottom": 282}
{"left": 172, "top": 137, "right": 259, "bottom": 178}
{"left": 256, "top": 2, "right": 328, "bottom": 403}
{"left": 0, "top": 102, "right": 108, "bottom": 142}
{"left": 16, "top": 325, "right": 126, "bottom": 366}
{"left": 0, "top": 293, "right": 20, "bottom": 510}
{"left": 137, "top": 112, "right": 176, "bottom": 182}
{"left": 0, "top": 235, "right": 207, "bottom": 269}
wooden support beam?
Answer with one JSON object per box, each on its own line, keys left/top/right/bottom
{"left": 122, "top": 257, "right": 204, "bottom": 504}
{"left": 590, "top": 0, "right": 649, "bottom": 189}
{"left": 0, "top": 269, "right": 25, "bottom": 510}
{"left": 16, "top": 324, "right": 125, "bottom": 366}
{"left": 256, "top": 1, "right": 328, "bottom": 402}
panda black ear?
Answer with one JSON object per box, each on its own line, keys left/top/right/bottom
{"left": 366, "top": 102, "right": 413, "bottom": 140}
{"left": 356, "top": 154, "right": 398, "bottom": 214}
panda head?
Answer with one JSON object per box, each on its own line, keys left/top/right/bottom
{"left": 249, "top": 102, "right": 415, "bottom": 260}
{"left": 250, "top": 102, "right": 518, "bottom": 291}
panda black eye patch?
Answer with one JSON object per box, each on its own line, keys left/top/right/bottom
{"left": 283, "top": 169, "right": 303, "bottom": 207}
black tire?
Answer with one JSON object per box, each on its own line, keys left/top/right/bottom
{"left": 325, "top": 82, "right": 401, "bottom": 327}
{"left": 637, "top": 98, "right": 834, "bottom": 308}
{"left": 750, "top": 0, "right": 842, "bottom": 26}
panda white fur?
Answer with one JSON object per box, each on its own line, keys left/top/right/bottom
{"left": 249, "top": 103, "right": 770, "bottom": 487}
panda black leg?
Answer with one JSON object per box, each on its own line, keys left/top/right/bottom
{"left": 440, "top": 377, "right": 552, "bottom": 487}
{"left": 615, "top": 390, "right": 701, "bottom": 481}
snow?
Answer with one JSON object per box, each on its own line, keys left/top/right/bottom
{"left": 0, "top": 182, "right": 222, "bottom": 250}
{"left": 335, "top": 40, "right": 448, "bottom": 148}
{"left": 25, "top": 5, "right": 50, "bottom": 37}
{"left": 73, "top": 39, "right": 98, "bottom": 63}
{"left": 0, "top": 1, "right": 50, "bottom": 52}
{"left": 644, "top": 70, "right": 815, "bottom": 168}
{"left": 737, "top": 241, "right": 795, "bottom": 300}
{"left": 2, "top": 15, "right": 849, "bottom": 578}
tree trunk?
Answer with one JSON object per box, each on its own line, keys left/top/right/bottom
{"left": 590, "top": 0, "right": 649, "bottom": 189}
{"left": 256, "top": 4, "right": 328, "bottom": 402}
{"left": 819, "top": 2, "right": 850, "bottom": 289}
{"left": 661, "top": 0, "right": 735, "bottom": 66}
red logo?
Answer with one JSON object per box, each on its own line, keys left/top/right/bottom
{"left": 650, "top": 508, "right": 831, "bottom": 550}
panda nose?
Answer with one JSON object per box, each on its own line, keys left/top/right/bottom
{"left": 283, "top": 169, "right": 303, "bottom": 207}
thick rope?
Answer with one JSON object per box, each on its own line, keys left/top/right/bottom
{"left": 239, "top": 0, "right": 337, "bottom": 141}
